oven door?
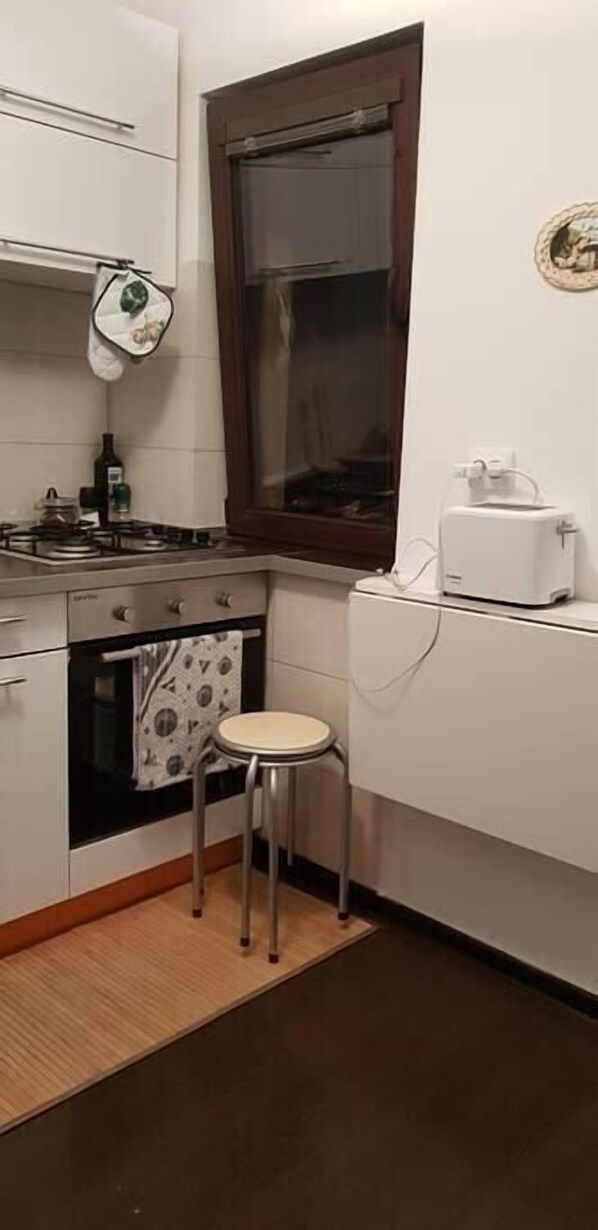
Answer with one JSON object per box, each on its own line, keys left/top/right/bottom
{"left": 68, "top": 615, "right": 265, "bottom": 847}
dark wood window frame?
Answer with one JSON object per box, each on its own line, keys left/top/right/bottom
{"left": 206, "top": 36, "right": 422, "bottom": 565}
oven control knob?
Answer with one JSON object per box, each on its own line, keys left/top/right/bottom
{"left": 168, "top": 598, "right": 188, "bottom": 617}
{"left": 215, "top": 591, "right": 232, "bottom": 609}
{"left": 113, "top": 604, "right": 134, "bottom": 624}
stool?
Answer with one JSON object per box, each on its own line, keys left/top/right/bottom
{"left": 191, "top": 711, "right": 352, "bottom": 963}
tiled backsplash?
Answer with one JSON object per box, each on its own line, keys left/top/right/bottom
{"left": 108, "top": 258, "right": 227, "bottom": 526}
{"left": 0, "top": 259, "right": 227, "bottom": 528}
{"left": 0, "top": 281, "right": 107, "bottom": 522}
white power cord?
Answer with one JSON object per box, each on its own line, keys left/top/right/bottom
{"left": 349, "top": 481, "right": 454, "bottom": 699}
{"left": 349, "top": 460, "right": 544, "bottom": 701}
{"left": 492, "top": 467, "right": 542, "bottom": 504}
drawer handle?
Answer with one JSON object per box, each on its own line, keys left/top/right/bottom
{"left": 0, "top": 83, "right": 135, "bottom": 131}
{"left": 0, "top": 615, "right": 26, "bottom": 625}
{"left": 0, "top": 676, "right": 26, "bottom": 687}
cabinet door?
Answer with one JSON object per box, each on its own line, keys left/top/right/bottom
{"left": 0, "top": 650, "right": 68, "bottom": 924}
{"left": 0, "top": 1, "right": 178, "bottom": 158}
{"left": 0, "top": 114, "right": 176, "bottom": 287}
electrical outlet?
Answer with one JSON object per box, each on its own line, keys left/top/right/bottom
{"left": 472, "top": 447, "right": 516, "bottom": 474}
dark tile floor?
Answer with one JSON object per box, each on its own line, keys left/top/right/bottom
{"left": 1, "top": 922, "right": 597, "bottom": 1230}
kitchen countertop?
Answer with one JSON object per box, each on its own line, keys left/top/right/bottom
{"left": 0, "top": 542, "right": 372, "bottom": 598}
{"left": 354, "top": 574, "right": 598, "bottom": 634}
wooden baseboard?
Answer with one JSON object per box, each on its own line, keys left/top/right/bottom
{"left": 0, "top": 835, "right": 242, "bottom": 960}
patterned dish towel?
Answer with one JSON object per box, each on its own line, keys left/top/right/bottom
{"left": 133, "top": 631, "right": 242, "bottom": 790}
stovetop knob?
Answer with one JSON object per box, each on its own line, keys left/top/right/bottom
{"left": 215, "top": 591, "right": 232, "bottom": 609}
{"left": 113, "top": 604, "right": 134, "bottom": 624}
{"left": 168, "top": 598, "right": 189, "bottom": 617}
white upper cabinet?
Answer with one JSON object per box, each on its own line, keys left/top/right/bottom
{"left": 0, "top": 114, "right": 177, "bottom": 287}
{"left": 0, "top": 1, "right": 178, "bottom": 159}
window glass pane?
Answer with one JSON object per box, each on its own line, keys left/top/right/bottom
{"left": 237, "top": 128, "right": 394, "bottom": 524}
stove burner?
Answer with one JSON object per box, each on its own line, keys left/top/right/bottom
{"left": 133, "top": 536, "right": 170, "bottom": 553}
{"left": 47, "top": 537, "right": 102, "bottom": 560}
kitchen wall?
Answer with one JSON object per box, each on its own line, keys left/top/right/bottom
{"left": 0, "top": 281, "right": 106, "bottom": 521}
{"left": 120, "top": 0, "right": 598, "bottom": 991}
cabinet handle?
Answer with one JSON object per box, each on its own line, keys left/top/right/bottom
{"left": 0, "top": 83, "right": 135, "bottom": 132}
{"left": 0, "top": 614, "right": 26, "bottom": 625}
{"left": 0, "top": 676, "right": 26, "bottom": 687}
{"left": 0, "top": 235, "right": 145, "bottom": 272}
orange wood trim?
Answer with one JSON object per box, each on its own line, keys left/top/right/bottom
{"left": 0, "top": 836, "right": 242, "bottom": 960}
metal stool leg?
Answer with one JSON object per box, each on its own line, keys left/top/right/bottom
{"left": 192, "top": 743, "right": 212, "bottom": 918}
{"left": 286, "top": 767, "right": 297, "bottom": 868}
{"left": 241, "top": 754, "right": 259, "bottom": 948}
{"left": 267, "top": 766, "right": 280, "bottom": 963}
{"left": 332, "top": 741, "right": 352, "bottom": 920}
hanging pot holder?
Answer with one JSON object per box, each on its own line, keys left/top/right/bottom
{"left": 92, "top": 267, "right": 174, "bottom": 361}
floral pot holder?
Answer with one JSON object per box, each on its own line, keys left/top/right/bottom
{"left": 92, "top": 268, "right": 174, "bottom": 361}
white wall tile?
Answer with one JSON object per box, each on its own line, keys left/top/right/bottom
{"left": 267, "top": 660, "right": 348, "bottom": 747}
{"left": 0, "top": 354, "right": 105, "bottom": 444}
{"left": 123, "top": 446, "right": 197, "bottom": 525}
{"left": 194, "top": 357, "right": 224, "bottom": 451}
{"left": 157, "top": 259, "right": 219, "bottom": 360}
{"left": 193, "top": 450, "right": 227, "bottom": 526}
{"left": 268, "top": 575, "right": 350, "bottom": 679}
{"left": 0, "top": 282, "right": 92, "bottom": 358}
{"left": 110, "top": 357, "right": 197, "bottom": 451}
{"left": 0, "top": 443, "right": 96, "bottom": 521}
{"left": 109, "top": 355, "right": 223, "bottom": 453}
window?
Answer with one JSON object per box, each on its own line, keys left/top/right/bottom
{"left": 207, "top": 38, "right": 421, "bottom": 563}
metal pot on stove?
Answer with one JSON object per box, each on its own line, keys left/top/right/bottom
{"left": 36, "top": 487, "right": 80, "bottom": 529}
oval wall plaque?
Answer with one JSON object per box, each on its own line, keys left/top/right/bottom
{"left": 535, "top": 203, "right": 598, "bottom": 291}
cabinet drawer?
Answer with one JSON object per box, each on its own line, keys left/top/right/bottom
{"left": 0, "top": 2, "right": 178, "bottom": 158}
{"left": 0, "top": 114, "right": 177, "bottom": 288}
{"left": 0, "top": 593, "right": 66, "bottom": 656}
{"left": 0, "top": 648, "right": 68, "bottom": 923}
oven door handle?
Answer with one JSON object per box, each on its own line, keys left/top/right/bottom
{"left": 98, "top": 628, "right": 262, "bottom": 663}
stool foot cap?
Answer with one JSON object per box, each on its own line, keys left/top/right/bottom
{"left": 192, "top": 908, "right": 203, "bottom": 919}
{"left": 240, "top": 936, "right": 250, "bottom": 948}
{"left": 338, "top": 911, "right": 350, "bottom": 921}
{"left": 268, "top": 953, "right": 279, "bottom": 965}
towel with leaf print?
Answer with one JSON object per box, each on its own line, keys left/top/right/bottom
{"left": 133, "top": 631, "right": 242, "bottom": 790}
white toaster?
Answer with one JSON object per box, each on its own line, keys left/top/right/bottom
{"left": 440, "top": 503, "right": 576, "bottom": 606}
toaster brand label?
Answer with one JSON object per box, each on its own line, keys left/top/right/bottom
{"left": 72, "top": 592, "right": 99, "bottom": 603}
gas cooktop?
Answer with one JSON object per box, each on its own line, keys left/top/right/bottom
{"left": 0, "top": 520, "right": 243, "bottom": 566}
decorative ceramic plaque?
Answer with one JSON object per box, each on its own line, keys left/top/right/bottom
{"left": 535, "top": 203, "right": 598, "bottom": 291}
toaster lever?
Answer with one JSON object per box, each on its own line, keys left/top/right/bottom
{"left": 556, "top": 520, "right": 578, "bottom": 548}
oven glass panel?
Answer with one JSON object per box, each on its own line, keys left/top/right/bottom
{"left": 69, "top": 617, "right": 265, "bottom": 847}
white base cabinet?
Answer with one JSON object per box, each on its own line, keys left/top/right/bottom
{"left": 0, "top": 649, "right": 68, "bottom": 924}
{"left": 349, "top": 592, "right": 598, "bottom": 873}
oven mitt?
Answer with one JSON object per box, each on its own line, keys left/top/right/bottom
{"left": 88, "top": 266, "right": 126, "bottom": 382}
{"left": 92, "top": 268, "right": 174, "bottom": 362}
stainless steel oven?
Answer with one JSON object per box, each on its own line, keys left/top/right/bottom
{"left": 68, "top": 573, "right": 267, "bottom": 848}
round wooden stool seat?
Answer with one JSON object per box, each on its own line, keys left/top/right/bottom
{"left": 216, "top": 711, "right": 335, "bottom": 761}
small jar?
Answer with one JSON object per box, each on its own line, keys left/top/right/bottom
{"left": 36, "top": 487, "right": 80, "bottom": 528}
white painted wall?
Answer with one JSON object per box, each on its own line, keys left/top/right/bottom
{"left": 119, "top": 0, "right": 598, "bottom": 991}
